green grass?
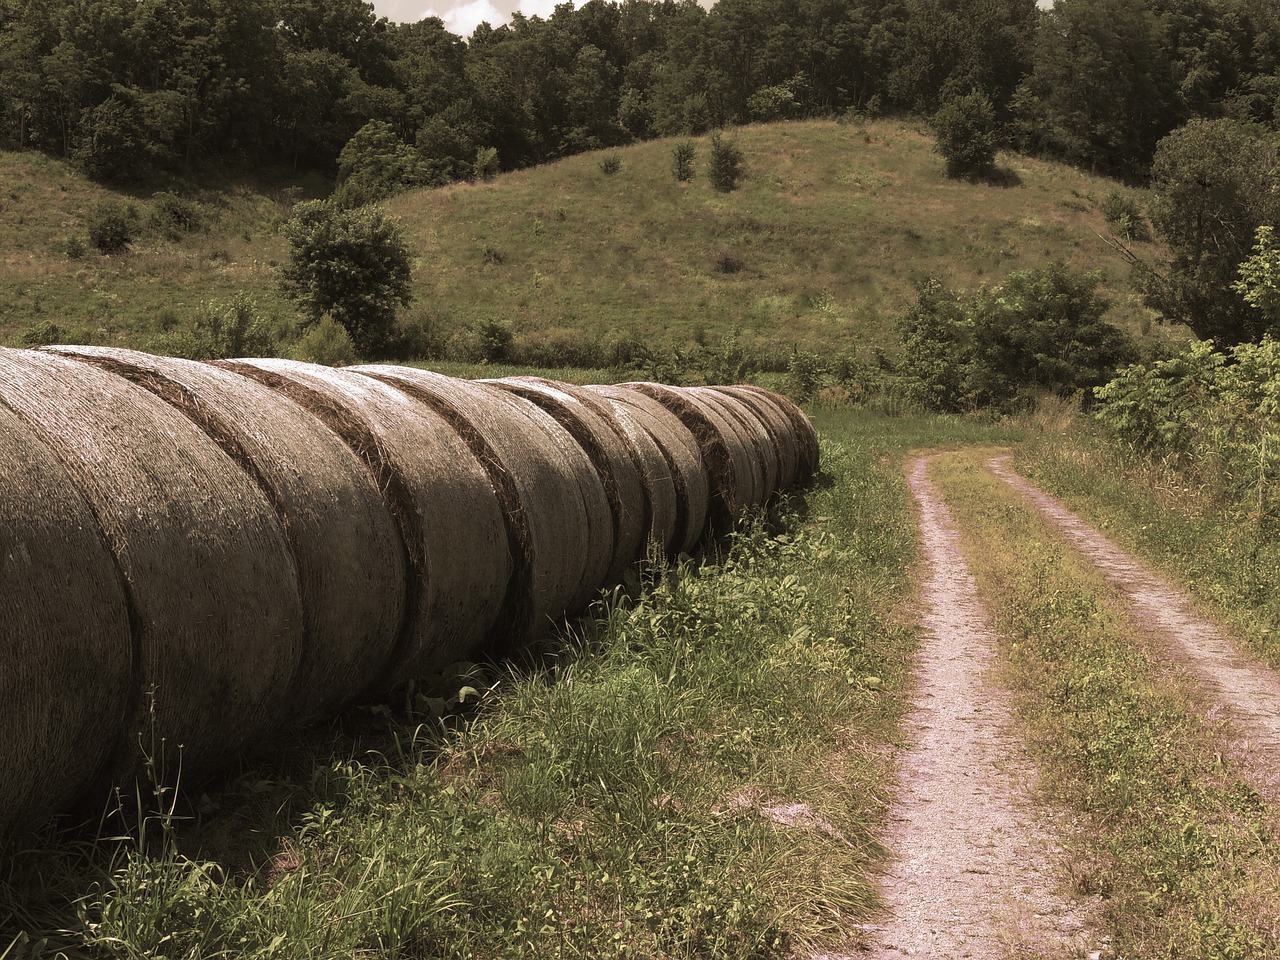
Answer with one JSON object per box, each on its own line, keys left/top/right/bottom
{"left": 1013, "top": 416, "right": 1280, "bottom": 672}
{"left": 1, "top": 120, "right": 1180, "bottom": 362}
{"left": 0, "top": 407, "right": 1015, "bottom": 960}
{"left": 933, "top": 451, "right": 1280, "bottom": 958}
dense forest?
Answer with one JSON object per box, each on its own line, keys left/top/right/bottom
{"left": 2, "top": 0, "right": 1280, "bottom": 350}
{"left": 1, "top": 0, "right": 1278, "bottom": 185}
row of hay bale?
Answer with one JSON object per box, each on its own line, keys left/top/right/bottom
{"left": 0, "top": 345, "right": 818, "bottom": 842}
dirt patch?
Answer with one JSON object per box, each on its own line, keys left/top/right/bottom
{"left": 988, "top": 455, "right": 1280, "bottom": 802}
{"left": 840, "top": 457, "right": 1098, "bottom": 959}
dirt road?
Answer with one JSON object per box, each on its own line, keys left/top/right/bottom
{"left": 854, "top": 457, "right": 1095, "bottom": 959}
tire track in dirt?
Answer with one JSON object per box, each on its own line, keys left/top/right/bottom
{"left": 842, "top": 457, "right": 1095, "bottom": 960}
{"left": 987, "top": 455, "right": 1280, "bottom": 801}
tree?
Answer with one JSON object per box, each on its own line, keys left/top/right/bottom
{"left": 279, "top": 200, "right": 413, "bottom": 359}
{"left": 1233, "top": 225, "right": 1280, "bottom": 330}
{"left": 335, "top": 119, "right": 423, "bottom": 206}
{"left": 707, "top": 131, "right": 742, "bottom": 191}
{"left": 932, "top": 90, "right": 998, "bottom": 178}
{"left": 1145, "top": 118, "right": 1280, "bottom": 342}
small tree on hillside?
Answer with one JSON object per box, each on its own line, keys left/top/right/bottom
{"left": 280, "top": 200, "right": 413, "bottom": 359}
{"left": 708, "top": 132, "right": 743, "bottom": 192}
{"left": 933, "top": 92, "right": 998, "bottom": 179}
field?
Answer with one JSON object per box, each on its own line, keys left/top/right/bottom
{"left": 0, "top": 120, "right": 1181, "bottom": 362}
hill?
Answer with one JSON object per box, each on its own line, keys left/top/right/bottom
{"left": 0, "top": 120, "right": 1177, "bottom": 363}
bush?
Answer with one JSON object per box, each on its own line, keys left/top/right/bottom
{"left": 293, "top": 315, "right": 358, "bottom": 367}
{"left": 279, "top": 200, "right": 413, "bottom": 359}
{"left": 598, "top": 154, "right": 622, "bottom": 175}
{"left": 933, "top": 92, "right": 998, "bottom": 179}
{"left": 167, "top": 294, "right": 278, "bottom": 361}
{"left": 87, "top": 200, "right": 137, "bottom": 254}
{"left": 474, "top": 146, "right": 500, "bottom": 181}
{"left": 898, "top": 265, "right": 1135, "bottom": 411}
{"left": 335, "top": 121, "right": 425, "bottom": 208}
{"left": 672, "top": 140, "right": 696, "bottom": 182}
{"left": 475, "top": 318, "right": 513, "bottom": 362}
{"left": 786, "top": 352, "right": 825, "bottom": 403}
{"left": 1100, "top": 191, "right": 1150, "bottom": 243}
{"left": 148, "top": 192, "right": 205, "bottom": 240}
{"left": 711, "top": 249, "right": 745, "bottom": 274}
{"left": 708, "top": 133, "right": 743, "bottom": 193}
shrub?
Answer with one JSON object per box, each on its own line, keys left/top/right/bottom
{"left": 933, "top": 92, "right": 998, "bottom": 179}
{"left": 598, "top": 153, "right": 622, "bottom": 175}
{"left": 786, "top": 352, "right": 825, "bottom": 403}
{"left": 1100, "top": 191, "right": 1151, "bottom": 243}
{"left": 708, "top": 133, "right": 743, "bottom": 193}
{"left": 63, "top": 235, "right": 86, "bottom": 260}
{"left": 279, "top": 200, "right": 413, "bottom": 359}
{"left": 672, "top": 140, "right": 696, "bottom": 181}
{"left": 475, "top": 318, "right": 513, "bottom": 362}
{"left": 87, "top": 200, "right": 137, "bottom": 254}
{"left": 474, "top": 146, "right": 500, "bottom": 181}
{"left": 169, "top": 294, "right": 278, "bottom": 360}
{"left": 148, "top": 192, "right": 205, "bottom": 239}
{"left": 292, "top": 315, "right": 358, "bottom": 367}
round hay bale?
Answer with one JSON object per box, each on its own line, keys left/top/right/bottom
{"left": 617, "top": 382, "right": 755, "bottom": 534}
{"left": 734, "top": 385, "right": 820, "bottom": 482}
{"left": 0, "top": 348, "right": 303, "bottom": 783}
{"left": 711, "top": 386, "right": 801, "bottom": 492}
{"left": 217, "top": 359, "right": 509, "bottom": 682}
{"left": 687, "top": 387, "right": 775, "bottom": 508}
{"left": 45, "top": 346, "right": 405, "bottom": 722}
{"left": 483, "top": 376, "right": 648, "bottom": 582}
{"left": 0, "top": 397, "right": 132, "bottom": 842}
{"left": 353, "top": 366, "right": 613, "bottom": 635}
{"left": 586, "top": 385, "right": 708, "bottom": 555}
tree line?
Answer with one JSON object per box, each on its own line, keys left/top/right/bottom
{"left": 1, "top": 0, "right": 1278, "bottom": 186}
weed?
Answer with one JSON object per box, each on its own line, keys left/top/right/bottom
{"left": 672, "top": 140, "right": 696, "bottom": 182}
{"left": 598, "top": 154, "right": 622, "bottom": 175}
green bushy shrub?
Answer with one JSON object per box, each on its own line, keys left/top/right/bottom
{"left": 87, "top": 200, "right": 137, "bottom": 254}
{"left": 708, "top": 133, "right": 743, "bottom": 193}
{"left": 598, "top": 154, "right": 621, "bottom": 175}
{"left": 932, "top": 92, "right": 998, "bottom": 179}
{"left": 1100, "top": 191, "right": 1151, "bottom": 243}
{"left": 672, "top": 140, "right": 696, "bottom": 182}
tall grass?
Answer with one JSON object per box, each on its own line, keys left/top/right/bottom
{"left": 0, "top": 407, "right": 1006, "bottom": 959}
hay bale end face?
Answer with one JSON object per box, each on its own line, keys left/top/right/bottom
{"left": 0, "top": 348, "right": 304, "bottom": 782}
{"left": 354, "top": 366, "right": 613, "bottom": 636}
{"left": 45, "top": 346, "right": 407, "bottom": 723}
{"left": 218, "top": 359, "right": 511, "bottom": 682}
{"left": 0, "top": 398, "right": 132, "bottom": 842}
{"left": 585, "top": 385, "right": 709, "bottom": 555}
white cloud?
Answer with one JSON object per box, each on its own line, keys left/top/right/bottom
{"left": 517, "top": 0, "right": 562, "bottom": 19}
{"left": 419, "top": 0, "right": 505, "bottom": 35}
{"left": 373, "top": 0, "right": 569, "bottom": 31}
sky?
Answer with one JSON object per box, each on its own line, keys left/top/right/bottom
{"left": 371, "top": 0, "right": 1054, "bottom": 41}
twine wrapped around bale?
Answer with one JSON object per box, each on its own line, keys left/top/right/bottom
{"left": 0, "top": 348, "right": 303, "bottom": 783}
{"left": 618, "top": 382, "right": 756, "bottom": 534}
{"left": 217, "top": 359, "right": 510, "bottom": 682}
{"left": 734, "top": 385, "right": 820, "bottom": 482}
{"left": 711, "top": 386, "right": 801, "bottom": 492}
{"left": 354, "top": 366, "right": 613, "bottom": 637}
{"left": 46, "top": 346, "right": 406, "bottom": 722}
{"left": 585, "top": 385, "right": 709, "bottom": 555}
{"left": 0, "top": 398, "right": 132, "bottom": 843}
{"left": 484, "top": 377, "right": 649, "bottom": 583}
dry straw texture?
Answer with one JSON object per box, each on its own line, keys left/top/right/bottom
{"left": 484, "top": 377, "right": 649, "bottom": 584}
{"left": 355, "top": 366, "right": 613, "bottom": 639}
{"left": 0, "top": 348, "right": 303, "bottom": 782}
{"left": 219, "top": 359, "right": 509, "bottom": 682}
{"left": 711, "top": 386, "right": 801, "bottom": 491}
{"left": 687, "top": 387, "right": 773, "bottom": 510}
{"left": 46, "top": 346, "right": 406, "bottom": 722}
{"left": 0, "top": 396, "right": 132, "bottom": 842}
{"left": 735, "top": 385, "right": 820, "bottom": 482}
{"left": 585, "top": 385, "right": 709, "bottom": 555}
{"left": 619, "top": 382, "right": 749, "bottom": 535}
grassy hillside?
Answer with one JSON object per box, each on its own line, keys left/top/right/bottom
{"left": 0, "top": 120, "right": 1176, "bottom": 360}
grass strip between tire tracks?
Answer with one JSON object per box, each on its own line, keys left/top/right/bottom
{"left": 930, "top": 451, "right": 1280, "bottom": 959}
